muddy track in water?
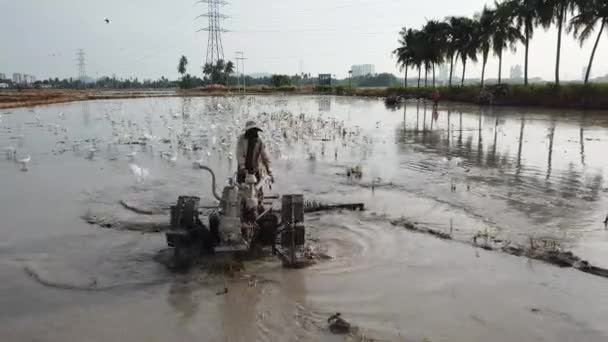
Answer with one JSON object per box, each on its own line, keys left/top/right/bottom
{"left": 23, "top": 265, "right": 168, "bottom": 292}
{"left": 388, "top": 217, "right": 608, "bottom": 279}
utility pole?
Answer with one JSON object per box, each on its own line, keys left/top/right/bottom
{"left": 299, "top": 59, "right": 303, "bottom": 89}
{"left": 235, "top": 51, "right": 246, "bottom": 92}
{"left": 235, "top": 52, "right": 240, "bottom": 91}
{"left": 196, "top": 0, "right": 229, "bottom": 67}
{"left": 76, "top": 49, "right": 86, "bottom": 87}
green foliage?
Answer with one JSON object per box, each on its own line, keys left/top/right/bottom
{"left": 380, "top": 83, "right": 608, "bottom": 109}
{"left": 314, "top": 85, "right": 333, "bottom": 93}
{"left": 203, "top": 59, "right": 235, "bottom": 85}
{"left": 177, "top": 56, "right": 190, "bottom": 89}
{"left": 270, "top": 74, "right": 292, "bottom": 87}
{"left": 36, "top": 75, "right": 185, "bottom": 89}
{"left": 354, "top": 73, "right": 400, "bottom": 87}
{"left": 180, "top": 74, "right": 193, "bottom": 90}
{"left": 178, "top": 56, "right": 188, "bottom": 76}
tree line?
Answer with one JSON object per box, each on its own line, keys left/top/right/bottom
{"left": 393, "top": 0, "right": 608, "bottom": 87}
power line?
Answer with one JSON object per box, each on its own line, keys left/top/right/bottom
{"left": 76, "top": 49, "right": 86, "bottom": 83}
{"left": 196, "top": 0, "right": 229, "bottom": 66}
{"left": 235, "top": 51, "right": 247, "bottom": 92}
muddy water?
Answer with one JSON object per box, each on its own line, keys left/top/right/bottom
{"left": 1, "top": 96, "right": 608, "bottom": 341}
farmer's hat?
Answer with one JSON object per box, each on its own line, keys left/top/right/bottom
{"left": 245, "top": 121, "right": 262, "bottom": 132}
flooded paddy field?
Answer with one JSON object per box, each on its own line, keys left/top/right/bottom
{"left": 1, "top": 95, "right": 608, "bottom": 341}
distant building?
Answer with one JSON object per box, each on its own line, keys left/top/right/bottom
{"left": 351, "top": 64, "right": 375, "bottom": 77}
{"left": 12, "top": 73, "right": 22, "bottom": 84}
{"left": 0, "top": 83, "right": 9, "bottom": 89}
{"left": 0, "top": 73, "right": 6, "bottom": 80}
{"left": 318, "top": 74, "right": 332, "bottom": 86}
{"left": 510, "top": 65, "right": 523, "bottom": 80}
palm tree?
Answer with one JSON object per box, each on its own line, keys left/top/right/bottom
{"left": 404, "top": 29, "right": 425, "bottom": 88}
{"left": 203, "top": 62, "right": 214, "bottom": 82}
{"left": 178, "top": 56, "right": 188, "bottom": 76}
{"left": 393, "top": 28, "right": 415, "bottom": 88}
{"left": 224, "top": 61, "right": 235, "bottom": 84}
{"left": 445, "top": 17, "right": 464, "bottom": 87}
{"left": 508, "top": 0, "right": 543, "bottom": 85}
{"left": 422, "top": 20, "right": 449, "bottom": 87}
{"left": 476, "top": 7, "right": 496, "bottom": 87}
{"left": 450, "top": 17, "right": 480, "bottom": 86}
{"left": 539, "top": 0, "right": 576, "bottom": 85}
{"left": 569, "top": 0, "right": 608, "bottom": 84}
{"left": 492, "top": 1, "right": 524, "bottom": 83}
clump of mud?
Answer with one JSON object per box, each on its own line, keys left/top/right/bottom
{"left": 389, "top": 218, "right": 452, "bottom": 240}
{"left": 81, "top": 210, "right": 170, "bottom": 232}
{"left": 390, "top": 217, "right": 608, "bottom": 279}
{"left": 326, "top": 313, "right": 376, "bottom": 342}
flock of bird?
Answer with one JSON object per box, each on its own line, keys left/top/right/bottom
{"left": 0, "top": 98, "right": 372, "bottom": 181}
{"left": 3, "top": 146, "right": 30, "bottom": 171}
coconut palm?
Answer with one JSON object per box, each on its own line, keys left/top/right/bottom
{"left": 539, "top": 0, "right": 576, "bottom": 85}
{"left": 393, "top": 28, "right": 416, "bottom": 87}
{"left": 203, "top": 62, "right": 214, "bottom": 80}
{"left": 405, "top": 29, "right": 426, "bottom": 88}
{"left": 445, "top": 17, "right": 464, "bottom": 87}
{"left": 422, "top": 20, "right": 449, "bottom": 87}
{"left": 445, "top": 16, "right": 478, "bottom": 86}
{"left": 224, "top": 61, "right": 235, "bottom": 84}
{"left": 476, "top": 7, "right": 496, "bottom": 87}
{"left": 508, "top": 0, "right": 543, "bottom": 85}
{"left": 178, "top": 55, "right": 188, "bottom": 76}
{"left": 451, "top": 17, "right": 480, "bottom": 86}
{"left": 225, "top": 61, "right": 235, "bottom": 75}
{"left": 569, "top": 0, "right": 608, "bottom": 84}
{"left": 493, "top": 1, "right": 524, "bottom": 83}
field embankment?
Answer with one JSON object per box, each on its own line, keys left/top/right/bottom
{"left": 316, "top": 83, "right": 608, "bottom": 110}
{"left": 4, "top": 83, "right": 608, "bottom": 110}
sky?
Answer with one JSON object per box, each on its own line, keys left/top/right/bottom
{"left": 1, "top": 0, "right": 607, "bottom": 81}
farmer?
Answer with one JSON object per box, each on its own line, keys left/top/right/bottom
{"left": 431, "top": 89, "right": 441, "bottom": 109}
{"left": 236, "top": 121, "right": 273, "bottom": 184}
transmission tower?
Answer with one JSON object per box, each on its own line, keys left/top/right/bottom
{"left": 235, "top": 51, "right": 247, "bottom": 92}
{"left": 76, "top": 49, "right": 86, "bottom": 82}
{"left": 196, "top": 0, "right": 229, "bottom": 66}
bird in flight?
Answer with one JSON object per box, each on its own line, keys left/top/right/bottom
{"left": 105, "top": 18, "right": 111, "bottom": 24}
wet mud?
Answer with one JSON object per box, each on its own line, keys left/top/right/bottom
{"left": 81, "top": 210, "right": 170, "bottom": 232}
{"left": 23, "top": 264, "right": 167, "bottom": 292}
{"left": 390, "top": 217, "right": 608, "bottom": 279}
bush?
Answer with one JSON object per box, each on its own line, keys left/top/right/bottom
{"left": 314, "top": 85, "right": 333, "bottom": 94}
{"left": 271, "top": 74, "right": 292, "bottom": 88}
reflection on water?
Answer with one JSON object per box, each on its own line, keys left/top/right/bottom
{"left": 395, "top": 101, "right": 608, "bottom": 243}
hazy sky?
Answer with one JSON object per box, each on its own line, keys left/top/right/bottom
{"left": 2, "top": 0, "right": 607, "bottom": 81}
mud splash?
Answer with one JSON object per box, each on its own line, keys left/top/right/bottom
{"left": 390, "top": 217, "right": 608, "bottom": 279}
{"left": 23, "top": 265, "right": 167, "bottom": 292}
{"left": 119, "top": 199, "right": 169, "bottom": 215}
{"left": 81, "top": 210, "right": 170, "bottom": 232}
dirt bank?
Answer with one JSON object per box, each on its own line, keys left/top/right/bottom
{"left": 0, "top": 88, "right": 311, "bottom": 109}
{"left": 0, "top": 89, "right": 178, "bottom": 109}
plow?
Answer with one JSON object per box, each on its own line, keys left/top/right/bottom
{"left": 165, "top": 164, "right": 364, "bottom": 269}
